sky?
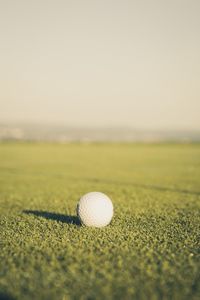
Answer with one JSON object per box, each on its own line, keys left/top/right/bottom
{"left": 0, "top": 0, "right": 200, "bottom": 130}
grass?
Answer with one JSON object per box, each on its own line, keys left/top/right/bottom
{"left": 0, "top": 142, "right": 200, "bottom": 300}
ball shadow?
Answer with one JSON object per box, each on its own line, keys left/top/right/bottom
{"left": 0, "top": 291, "right": 16, "bottom": 300}
{"left": 23, "top": 210, "right": 81, "bottom": 226}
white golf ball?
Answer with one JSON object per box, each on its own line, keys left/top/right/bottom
{"left": 77, "top": 192, "right": 114, "bottom": 227}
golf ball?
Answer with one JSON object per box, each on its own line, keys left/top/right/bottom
{"left": 77, "top": 192, "right": 114, "bottom": 227}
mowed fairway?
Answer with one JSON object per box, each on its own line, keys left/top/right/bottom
{"left": 0, "top": 143, "right": 200, "bottom": 300}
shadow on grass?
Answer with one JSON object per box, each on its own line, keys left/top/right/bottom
{"left": 0, "top": 291, "right": 16, "bottom": 300}
{"left": 23, "top": 210, "right": 81, "bottom": 226}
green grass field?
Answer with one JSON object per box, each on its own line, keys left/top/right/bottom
{"left": 0, "top": 143, "right": 200, "bottom": 300}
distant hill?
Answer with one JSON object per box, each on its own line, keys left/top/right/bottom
{"left": 0, "top": 123, "right": 200, "bottom": 142}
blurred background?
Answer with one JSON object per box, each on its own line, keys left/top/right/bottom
{"left": 0, "top": 0, "right": 200, "bottom": 142}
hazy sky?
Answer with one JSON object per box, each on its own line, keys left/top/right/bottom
{"left": 0, "top": 0, "right": 200, "bottom": 129}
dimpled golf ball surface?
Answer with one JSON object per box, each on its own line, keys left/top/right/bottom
{"left": 77, "top": 192, "right": 114, "bottom": 227}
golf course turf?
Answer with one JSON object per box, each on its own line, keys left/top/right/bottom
{"left": 0, "top": 143, "right": 200, "bottom": 300}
